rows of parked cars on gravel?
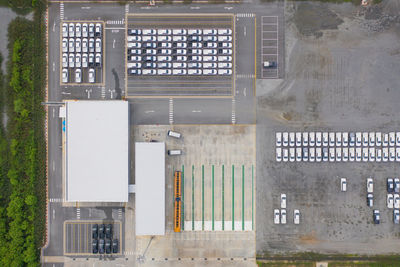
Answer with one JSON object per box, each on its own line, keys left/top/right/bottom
{"left": 275, "top": 132, "right": 400, "bottom": 162}
{"left": 61, "top": 22, "right": 103, "bottom": 83}
{"left": 91, "top": 223, "right": 119, "bottom": 254}
{"left": 127, "top": 28, "right": 233, "bottom": 76}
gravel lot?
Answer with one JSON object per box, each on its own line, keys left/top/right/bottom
{"left": 256, "top": 0, "right": 400, "bottom": 256}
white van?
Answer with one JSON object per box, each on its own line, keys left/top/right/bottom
{"left": 167, "top": 130, "right": 181, "bottom": 139}
{"left": 168, "top": 150, "right": 182, "bottom": 155}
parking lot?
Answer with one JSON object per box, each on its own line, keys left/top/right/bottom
{"left": 60, "top": 21, "right": 105, "bottom": 85}
{"left": 126, "top": 14, "right": 234, "bottom": 97}
{"left": 260, "top": 16, "right": 279, "bottom": 79}
{"left": 64, "top": 220, "right": 121, "bottom": 256}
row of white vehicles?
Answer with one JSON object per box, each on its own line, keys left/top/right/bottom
{"left": 276, "top": 146, "right": 400, "bottom": 162}
{"left": 127, "top": 28, "right": 233, "bottom": 76}
{"left": 276, "top": 132, "right": 400, "bottom": 147}
{"left": 274, "top": 194, "right": 300, "bottom": 224}
{"left": 62, "top": 53, "right": 101, "bottom": 69}
{"left": 62, "top": 68, "right": 95, "bottom": 83}
{"left": 62, "top": 38, "right": 102, "bottom": 54}
{"left": 62, "top": 22, "right": 102, "bottom": 38}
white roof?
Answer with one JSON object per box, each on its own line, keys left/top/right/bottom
{"left": 65, "top": 101, "right": 129, "bottom": 202}
{"left": 135, "top": 142, "right": 165, "bottom": 236}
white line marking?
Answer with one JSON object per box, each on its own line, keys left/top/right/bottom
{"left": 192, "top": 110, "right": 202, "bottom": 113}
{"left": 52, "top": 62, "right": 55, "bottom": 72}
{"left": 81, "top": 6, "right": 91, "bottom": 9}
{"left": 105, "top": 27, "right": 125, "bottom": 30}
{"left": 190, "top": 6, "right": 200, "bottom": 9}
{"left": 52, "top": 209, "right": 55, "bottom": 220}
{"left": 244, "top": 26, "right": 246, "bottom": 36}
{"left": 169, "top": 98, "right": 173, "bottom": 124}
{"left": 243, "top": 87, "right": 247, "bottom": 97}
{"left": 53, "top": 22, "right": 56, "bottom": 32}
{"left": 52, "top": 161, "right": 55, "bottom": 171}
{"left": 145, "top": 110, "right": 155, "bottom": 113}
{"left": 113, "top": 39, "right": 115, "bottom": 48}
{"left": 52, "top": 108, "right": 55, "bottom": 118}
{"left": 61, "top": 92, "right": 71, "bottom": 95}
{"left": 224, "top": 6, "right": 233, "bottom": 10}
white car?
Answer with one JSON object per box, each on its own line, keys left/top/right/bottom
{"left": 203, "top": 69, "right": 217, "bottom": 75}
{"left": 396, "top": 132, "right": 400, "bottom": 146}
{"left": 362, "top": 148, "right": 369, "bottom": 162}
{"left": 174, "top": 42, "right": 187, "bottom": 48}
{"left": 75, "top": 53, "right": 81, "bottom": 68}
{"left": 175, "top": 56, "right": 187, "bottom": 61}
{"left": 289, "top": 132, "right": 295, "bottom": 147}
{"left": 218, "top": 69, "right": 232, "bottom": 75}
{"left": 394, "top": 194, "right": 400, "bottom": 209}
{"left": 82, "top": 38, "right": 88, "bottom": 53}
{"left": 190, "top": 42, "right": 202, "bottom": 48}
{"left": 336, "top": 132, "right": 342, "bottom": 146}
{"left": 341, "top": 178, "right": 347, "bottom": 192}
{"left": 395, "top": 178, "right": 400, "bottom": 193}
{"left": 376, "top": 148, "right": 382, "bottom": 162}
{"left": 82, "top": 54, "right": 88, "bottom": 68}
{"left": 172, "top": 35, "right": 187, "bottom": 42}
{"left": 276, "top": 148, "right": 282, "bottom": 162}
{"left": 282, "top": 132, "right": 289, "bottom": 146}
{"left": 293, "top": 210, "right": 300, "bottom": 224}
{"left": 204, "top": 42, "right": 218, "bottom": 48}
{"left": 356, "top": 147, "right": 362, "bottom": 162}
{"left": 362, "top": 132, "right": 369, "bottom": 146}
{"left": 356, "top": 132, "right": 362, "bottom": 147}
{"left": 157, "top": 69, "right": 172, "bottom": 75}
{"left": 142, "top": 29, "right": 157, "bottom": 35}
{"left": 295, "top": 132, "right": 302, "bottom": 147}
{"left": 383, "top": 147, "right": 389, "bottom": 162}
{"left": 274, "top": 209, "right": 280, "bottom": 224}
{"left": 127, "top": 62, "right": 142, "bottom": 68}
{"left": 322, "top": 132, "right": 328, "bottom": 146}
{"left": 349, "top": 147, "right": 355, "bottom": 162}
{"left": 172, "top": 62, "right": 186, "bottom": 68}
{"left": 217, "top": 56, "right": 232, "bottom": 62}
{"left": 75, "top": 68, "right": 81, "bottom": 83}
{"left": 172, "top": 29, "right": 187, "bottom": 35}
{"left": 172, "top": 69, "right": 187, "bottom": 75}
{"left": 62, "top": 38, "right": 68, "bottom": 52}
{"left": 309, "top": 132, "right": 315, "bottom": 146}
{"left": 394, "top": 209, "right": 400, "bottom": 224}
{"left": 376, "top": 132, "right": 382, "bottom": 146}
{"left": 282, "top": 148, "right": 288, "bottom": 162}
{"left": 349, "top": 133, "right": 356, "bottom": 146}
{"left": 309, "top": 147, "right": 315, "bottom": 162}
{"left": 389, "top": 132, "right": 395, "bottom": 146}
{"left": 68, "top": 53, "right": 74, "bottom": 68}
{"left": 75, "top": 38, "right": 81, "bottom": 53}
{"left": 82, "top": 23, "right": 88, "bottom": 37}
{"left": 75, "top": 23, "right": 81, "bottom": 37}
{"left": 342, "top": 132, "right": 348, "bottom": 146}
{"left": 188, "top": 29, "right": 202, "bottom": 35}
{"left": 276, "top": 132, "right": 282, "bottom": 147}
{"left": 62, "top": 68, "right": 68, "bottom": 83}
{"left": 329, "top": 148, "right": 335, "bottom": 162}
{"left": 175, "top": 49, "right": 187, "bottom": 55}
{"left": 189, "top": 55, "right": 202, "bottom": 61}
{"left": 188, "top": 62, "right": 202, "bottom": 68}
{"left": 383, "top": 133, "right": 389, "bottom": 146}
{"left": 218, "top": 35, "right": 232, "bottom": 42}
{"left": 296, "top": 147, "right": 302, "bottom": 162}
{"left": 342, "top": 147, "right": 349, "bottom": 162}
{"left": 316, "top": 132, "right": 322, "bottom": 147}
{"left": 95, "top": 38, "right": 102, "bottom": 53}
{"left": 157, "top": 35, "right": 172, "bottom": 42}
{"left": 89, "top": 23, "right": 95, "bottom": 37}
{"left": 88, "top": 38, "right": 95, "bottom": 53}
{"left": 127, "top": 36, "right": 141, "bottom": 42}
{"left": 157, "top": 56, "right": 172, "bottom": 62}
{"left": 329, "top": 132, "right": 335, "bottom": 146}
{"left": 128, "top": 42, "right": 141, "bottom": 48}
{"left": 68, "top": 38, "right": 75, "bottom": 53}
{"left": 280, "top": 209, "right": 286, "bottom": 224}
{"left": 289, "top": 148, "right": 295, "bottom": 162}
{"left": 203, "top": 49, "right": 217, "bottom": 55}
{"left": 302, "top": 147, "right": 308, "bottom": 161}
{"left": 188, "top": 69, "right": 202, "bottom": 75}
{"left": 142, "top": 69, "right": 157, "bottom": 75}
{"left": 95, "top": 23, "right": 102, "bottom": 36}
{"left": 203, "top": 56, "right": 217, "bottom": 62}
{"left": 219, "top": 49, "right": 232, "bottom": 55}
{"left": 62, "top": 23, "right": 68, "bottom": 37}
{"left": 203, "top": 29, "right": 217, "bottom": 35}
{"left": 302, "top": 132, "right": 309, "bottom": 146}
{"left": 369, "top": 147, "right": 375, "bottom": 162}
{"left": 396, "top": 147, "right": 400, "bottom": 162}
{"left": 62, "top": 53, "right": 68, "bottom": 68}
{"left": 219, "top": 42, "right": 232, "bottom": 48}
{"left": 142, "top": 35, "right": 157, "bottom": 42}
{"left": 190, "top": 49, "right": 202, "bottom": 55}
{"left": 68, "top": 23, "right": 75, "bottom": 38}
{"left": 88, "top": 68, "right": 95, "bottom": 83}
{"left": 387, "top": 193, "right": 394, "bottom": 209}
{"left": 158, "top": 49, "right": 172, "bottom": 55}
{"left": 390, "top": 147, "right": 396, "bottom": 162}
{"left": 158, "top": 62, "right": 171, "bottom": 69}
{"left": 367, "top": 178, "right": 373, "bottom": 193}
{"left": 281, "top": 194, "right": 286, "bottom": 209}
{"left": 159, "top": 42, "right": 172, "bottom": 48}
{"left": 157, "top": 29, "right": 171, "bottom": 35}
{"left": 218, "top": 28, "right": 232, "bottom": 35}
{"left": 369, "top": 132, "right": 375, "bottom": 146}
{"left": 336, "top": 147, "right": 342, "bottom": 162}
{"left": 203, "top": 35, "right": 217, "bottom": 42}
{"left": 218, "top": 62, "right": 232, "bottom": 68}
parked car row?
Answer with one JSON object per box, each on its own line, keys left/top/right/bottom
{"left": 61, "top": 22, "right": 103, "bottom": 83}
{"left": 127, "top": 28, "right": 233, "bottom": 76}
{"left": 62, "top": 22, "right": 102, "bottom": 38}
{"left": 276, "top": 132, "right": 400, "bottom": 148}
{"left": 62, "top": 68, "right": 96, "bottom": 83}
{"left": 91, "top": 224, "right": 118, "bottom": 254}
{"left": 276, "top": 146, "right": 400, "bottom": 162}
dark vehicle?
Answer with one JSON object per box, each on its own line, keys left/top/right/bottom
{"left": 143, "top": 42, "right": 156, "bottom": 48}
{"left": 367, "top": 193, "right": 373, "bottom": 207}
{"left": 99, "top": 239, "right": 105, "bottom": 254}
{"left": 373, "top": 210, "right": 380, "bottom": 224}
{"left": 92, "top": 224, "right": 98, "bottom": 239}
{"left": 128, "top": 29, "right": 141, "bottom": 36}
{"left": 112, "top": 239, "right": 119, "bottom": 253}
{"left": 143, "top": 55, "right": 156, "bottom": 61}
{"left": 128, "top": 68, "right": 141, "bottom": 75}
{"left": 388, "top": 178, "right": 394, "bottom": 193}
{"left": 105, "top": 239, "right": 112, "bottom": 254}
{"left": 188, "top": 35, "right": 201, "bottom": 42}
{"left": 98, "top": 224, "right": 105, "bottom": 239}
{"left": 92, "top": 239, "right": 98, "bottom": 254}
{"left": 105, "top": 224, "right": 113, "bottom": 239}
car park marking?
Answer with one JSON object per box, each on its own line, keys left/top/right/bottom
{"left": 260, "top": 16, "right": 278, "bottom": 79}
{"left": 60, "top": 2, "right": 64, "bottom": 20}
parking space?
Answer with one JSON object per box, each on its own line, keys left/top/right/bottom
{"left": 64, "top": 220, "right": 121, "bottom": 256}
{"left": 126, "top": 14, "right": 234, "bottom": 97}
{"left": 60, "top": 21, "right": 105, "bottom": 85}
{"left": 260, "top": 16, "right": 278, "bottom": 79}
{"left": 276, "top": 132, "right": 400, "bottom": 163}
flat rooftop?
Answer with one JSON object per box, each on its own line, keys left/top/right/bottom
{"left": 64, "top": 100, "right": 129, "bottom": 202}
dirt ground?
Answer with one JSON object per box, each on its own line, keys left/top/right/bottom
{"left": 256, "top": 0, "right": 400, "bottom": 256}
